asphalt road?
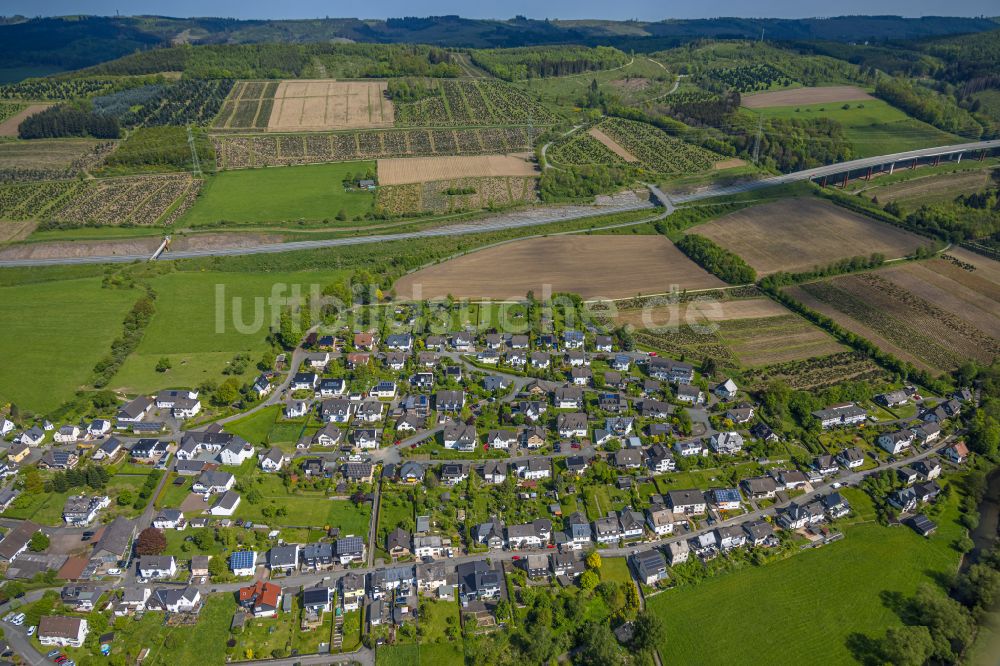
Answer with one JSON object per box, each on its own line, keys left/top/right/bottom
{"left": 2, "top": 139, "right": 997, "bottom": 268}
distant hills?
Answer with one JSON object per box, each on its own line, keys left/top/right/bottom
{"left": 0, "top": 14, "right": 998, "bottom": 75}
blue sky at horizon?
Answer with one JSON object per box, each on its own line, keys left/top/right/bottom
{"left": 7, "top": 1, "right": 999, "bottom": 21}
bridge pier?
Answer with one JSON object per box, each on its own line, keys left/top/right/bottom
{"left": 841, "top": 172, "right": 849, "bottom": 188}
{"left": 820, "top": 176, "right": 827, "bottom": 187}
{"left": 866, "top": 167, "right": 872, "bottom": 180}
{"left": 911, "top": 158, "right": 917, "bottom": 169}
{"left": 888, "top": 162, "right": 895, "bottom": 175}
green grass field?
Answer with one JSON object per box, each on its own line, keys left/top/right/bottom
{"left": 0, "top": 277, "right": 138, "bottom": 412}
{"left": 31, "top": 593, "right": 237, "bottom": 665}
{"left": 600, "top": 557, "right": 633, "bottom": 585}
{"left": 648, "top": 486, "right": 965, "bottom": 664}
{"left": 376, "top": 642, "right": 464, "bottom": 666}
{"left": 181, "top": 162, "right": 376, "bottom": 226}
{"left": 234, "top": 474, "right": 371, "bottom": 531}
{"left": 110, "top": 269, "right": 347, "bottom": 393}
{"left": 749, "top": 99, "right": 958, "bottom": 158}
{"left": 226, "top": 405, "right": 284, "bottom": 445}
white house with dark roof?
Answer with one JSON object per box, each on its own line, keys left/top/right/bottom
{"left": 878, "top": 429, "right": 915, "bottom": 455}
{"left": 209, "top": 490, "right": 241, "bottom": 516}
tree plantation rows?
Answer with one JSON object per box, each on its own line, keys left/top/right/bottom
{"left": 0, "top": 175, "right": 199, "bottom": 227}
{"left": 213, "top": 126, "right": 541, "bottom": 169}
{"left": 93, "top": 79, "right": 234, "bottom": 128}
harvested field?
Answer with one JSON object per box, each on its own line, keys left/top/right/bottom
{"left": 788, "top": 261, "right": 1000, "bottom": 373}
{"left": 0, "top": 138, "right": 109, "bottom": 173}
{"left": 865, "top": 169, "right": 993, "bottom": 209}
{"left": 633, "top": 312, "right": 845, "bottom": 369}
{"left": 718, "top": 315, "right": 845, "bottom": 366}
{"left": 713, "top": 158, "right": 747, "bottom": 170}
{"left": 377, "top": 154, "right": 538, "bottom": 185}
{"left": 0, "top": 103, "right": 51, "bottom": 137}
{"left": 692, "top": 198, "right": 929, "bottom": 275}
{"left": 617, "top": 297, "right": 787, "bottom": 329}
{"left": 588, "top": 127, "right": 637, "bottom": 162}
{"left": 394, "top": 235, "right": 724, "bottom": 300}
{"left": 741, "top": 85, "right": 873, "bottom": 109}
{"left": 267, "top": 79, "right": 393, "bottom": 131}
{"left": 0, "top": 220, "right": 36, "bottom": 243}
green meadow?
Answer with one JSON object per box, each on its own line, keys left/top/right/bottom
{"left": 110, "top": 269, "right": 348, "bottom": 393}
{"left": 0, "top": 277, "right": 138, "bottom": 412}
{"left": 648, "top": 488, "right": 965, "bottom": 665}
{"left": 181, "top": 161, "right": 377, "bottom": 226}
{"left": 749, "top": 99, "right": 958, "bottom": 158}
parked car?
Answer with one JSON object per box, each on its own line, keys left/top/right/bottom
{"left": 27, "top": 625, "right": 36, "bottom": 636}
{"left": 107, "top": 568, "right": 121, "bottom": 575}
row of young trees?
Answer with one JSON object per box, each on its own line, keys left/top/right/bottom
{"left": 92, "top": 287, "right": 156, "bottom": 388}
{"left": 674, "top": 234, "right": 757, "bottom": 284}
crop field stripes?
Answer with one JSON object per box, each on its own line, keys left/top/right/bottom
{"left": 792, "top": 270, "right": 1000, "bottom": 372}
{"left": 742, "top": 350, "right": 891, "bottom": 391}
{"left": 212, "top": 80, "right": 277, "bottom": 130}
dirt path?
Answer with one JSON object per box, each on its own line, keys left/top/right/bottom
{"left": 0, "top": 103, "right": 51, "bottom": 137}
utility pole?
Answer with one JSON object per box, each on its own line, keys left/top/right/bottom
{"left": 186, "top": 126, "right": 202, "bottom": 178}
{"left": 751, "top": 114, "right": 764, "bottom": 164}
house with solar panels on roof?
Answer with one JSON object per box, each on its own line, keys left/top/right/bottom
{"left": 229, "top": 550, "right": 257, "bottom": 577}
{"left": 335, "top": 536, "right": 365, "bottom": 565}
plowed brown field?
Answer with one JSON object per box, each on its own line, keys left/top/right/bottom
{"left": 394, "top": 235, "right": 725, "bottom": 299}
{"left": 692, "top": 198, "right": 929, "bottom": 275}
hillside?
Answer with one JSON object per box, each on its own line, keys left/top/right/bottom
{"left": 0, "top": 14, "right": 997, "bottom": 78}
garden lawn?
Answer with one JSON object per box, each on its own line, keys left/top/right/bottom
{"left": 155, "top": 473, "right": 193, "bottom": 509}
{"left": 341, "top": 609, "right": 362, "bottom": 651}
{"left": 98, "top": 594, "right": 235, "bottom": 665}
{"left": 376, "top": 642, "right": 464, "bottom": 666}
{"left": 110, "top": 269, "right": 347, "bottom": 393}
{"left": 0, "top": 479, "right": 147, "bottom": 525}
{"left": 417, "top": 599, "right": 460, "bottom": 643}
{"left": 181, "top": 161, "right": 376, "bottom": 226}
{"left": 293, "top": 610, "right": 333, "bottom": 654}
{"left": 0, "top": 277, "right": 138, "bottom": 412}
{"left": 226, "top": 405, "right": 281, "bottom": 445}
{"left": 378, "top": 490, "right": 416, "bottom": 538}
{"left": 227, "top": 600, "right": 297, "bottom": 661}
{"left": 750, "top": 99, "right": 957, "bottom": 158}
{"left": 235, "top": 476, "right": 370, "bottom": 532}
{"left": 599, "top": 557, "right": 633, "bottom": 585}
{"left": 647, "top": 486, "right": 965, "bottom": 665}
